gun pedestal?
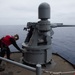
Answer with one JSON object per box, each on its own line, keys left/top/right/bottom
{"left": 22, "top": 2, "right": 75, "bottom": 66}
{"left": 22, "top": 3, "right": 53, "bottom": 65}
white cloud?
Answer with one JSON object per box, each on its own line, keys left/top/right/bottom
{"left": 0, "top": 0, "right": 75, "bottom": 25}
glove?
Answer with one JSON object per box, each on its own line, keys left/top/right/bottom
{"left": 20, "top": 49, "right": 25, "bottom": 53}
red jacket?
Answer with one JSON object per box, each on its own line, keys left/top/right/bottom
{"left": 0, "top": 35, "right": 21, "bottom": 52}
{"left": 1, "top": 35, "right": 14, "bottom": 46}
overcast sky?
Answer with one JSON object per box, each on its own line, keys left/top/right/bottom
{"left": 0, "top": 0, "right": 75, "bottom": 25}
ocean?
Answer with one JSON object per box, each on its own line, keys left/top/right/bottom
{"left": 0, "top": 25, "right": 27, "bottom": 52}
{"left": 0, "top": 25, "right": 75, "bottom": 65}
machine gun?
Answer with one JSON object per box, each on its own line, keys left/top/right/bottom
{"left": 22, "top": 2, "right": 75, "bottom": 66}
{"left": 51, "top": 23, "right": 75, "bottom": 28}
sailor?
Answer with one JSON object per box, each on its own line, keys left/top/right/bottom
{"left": 0, "top": 34, "right": 22, "bottom": 71}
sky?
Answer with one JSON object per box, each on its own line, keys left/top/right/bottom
{"left": 0, "top": 0, "right": 75, "bottom": 25}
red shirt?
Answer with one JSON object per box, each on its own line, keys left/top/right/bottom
{"left": 1, "top": 35, "right": 14, "bottom": 46}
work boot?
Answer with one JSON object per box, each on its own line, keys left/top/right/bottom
{"left": 0, "top": 65, "right": 5, "bottom": 72}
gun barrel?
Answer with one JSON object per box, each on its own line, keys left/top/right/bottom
{"left": 51, "top": 25, "right": 75, "bottom": 28}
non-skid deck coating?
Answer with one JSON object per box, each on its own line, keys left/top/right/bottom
{"left": 0, "top": 53, "right": 75, "bottom": 75}
{"left": 52, "top": 39, "right": 75, "bottom": 67}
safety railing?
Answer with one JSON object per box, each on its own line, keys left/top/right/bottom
{"left": 0, "top": 57, "right": 75, "bottom": 75}
{"left": 43, "top": 70, "right": 75, "bottom": 75}
{"left": 0, "top": 57, "right": 42, "bottom": 75}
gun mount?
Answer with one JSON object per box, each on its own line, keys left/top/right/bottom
{"left": 22, "top": 2, "right": 75, "bottom": 65}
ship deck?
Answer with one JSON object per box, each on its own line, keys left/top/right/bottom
{"left": 0, "top": 52, "right": 75, "bottom": 75}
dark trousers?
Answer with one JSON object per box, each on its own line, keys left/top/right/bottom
{"left": 0, "top": 47, "right": 10, "bottom": 64}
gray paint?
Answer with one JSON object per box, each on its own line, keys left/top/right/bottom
{"left": 38, "top": 2, "right": 50, "bottom": 19}
{"left": 22, "top": 2, "right": 75, "bottom": 65}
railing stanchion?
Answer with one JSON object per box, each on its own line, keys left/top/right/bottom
{"left": 36, "top": 64, "right": 42, "bottom": 75}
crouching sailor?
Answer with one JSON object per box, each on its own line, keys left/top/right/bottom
{"left": 0, "top": 34, "right": 22, "bottom": 72}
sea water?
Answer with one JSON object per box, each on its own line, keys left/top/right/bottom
{"left": 0, "top": 25, "right": 75, "bottom": 65}
{"left": 0, "top": 25, "right": 27, "bottom": 52}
